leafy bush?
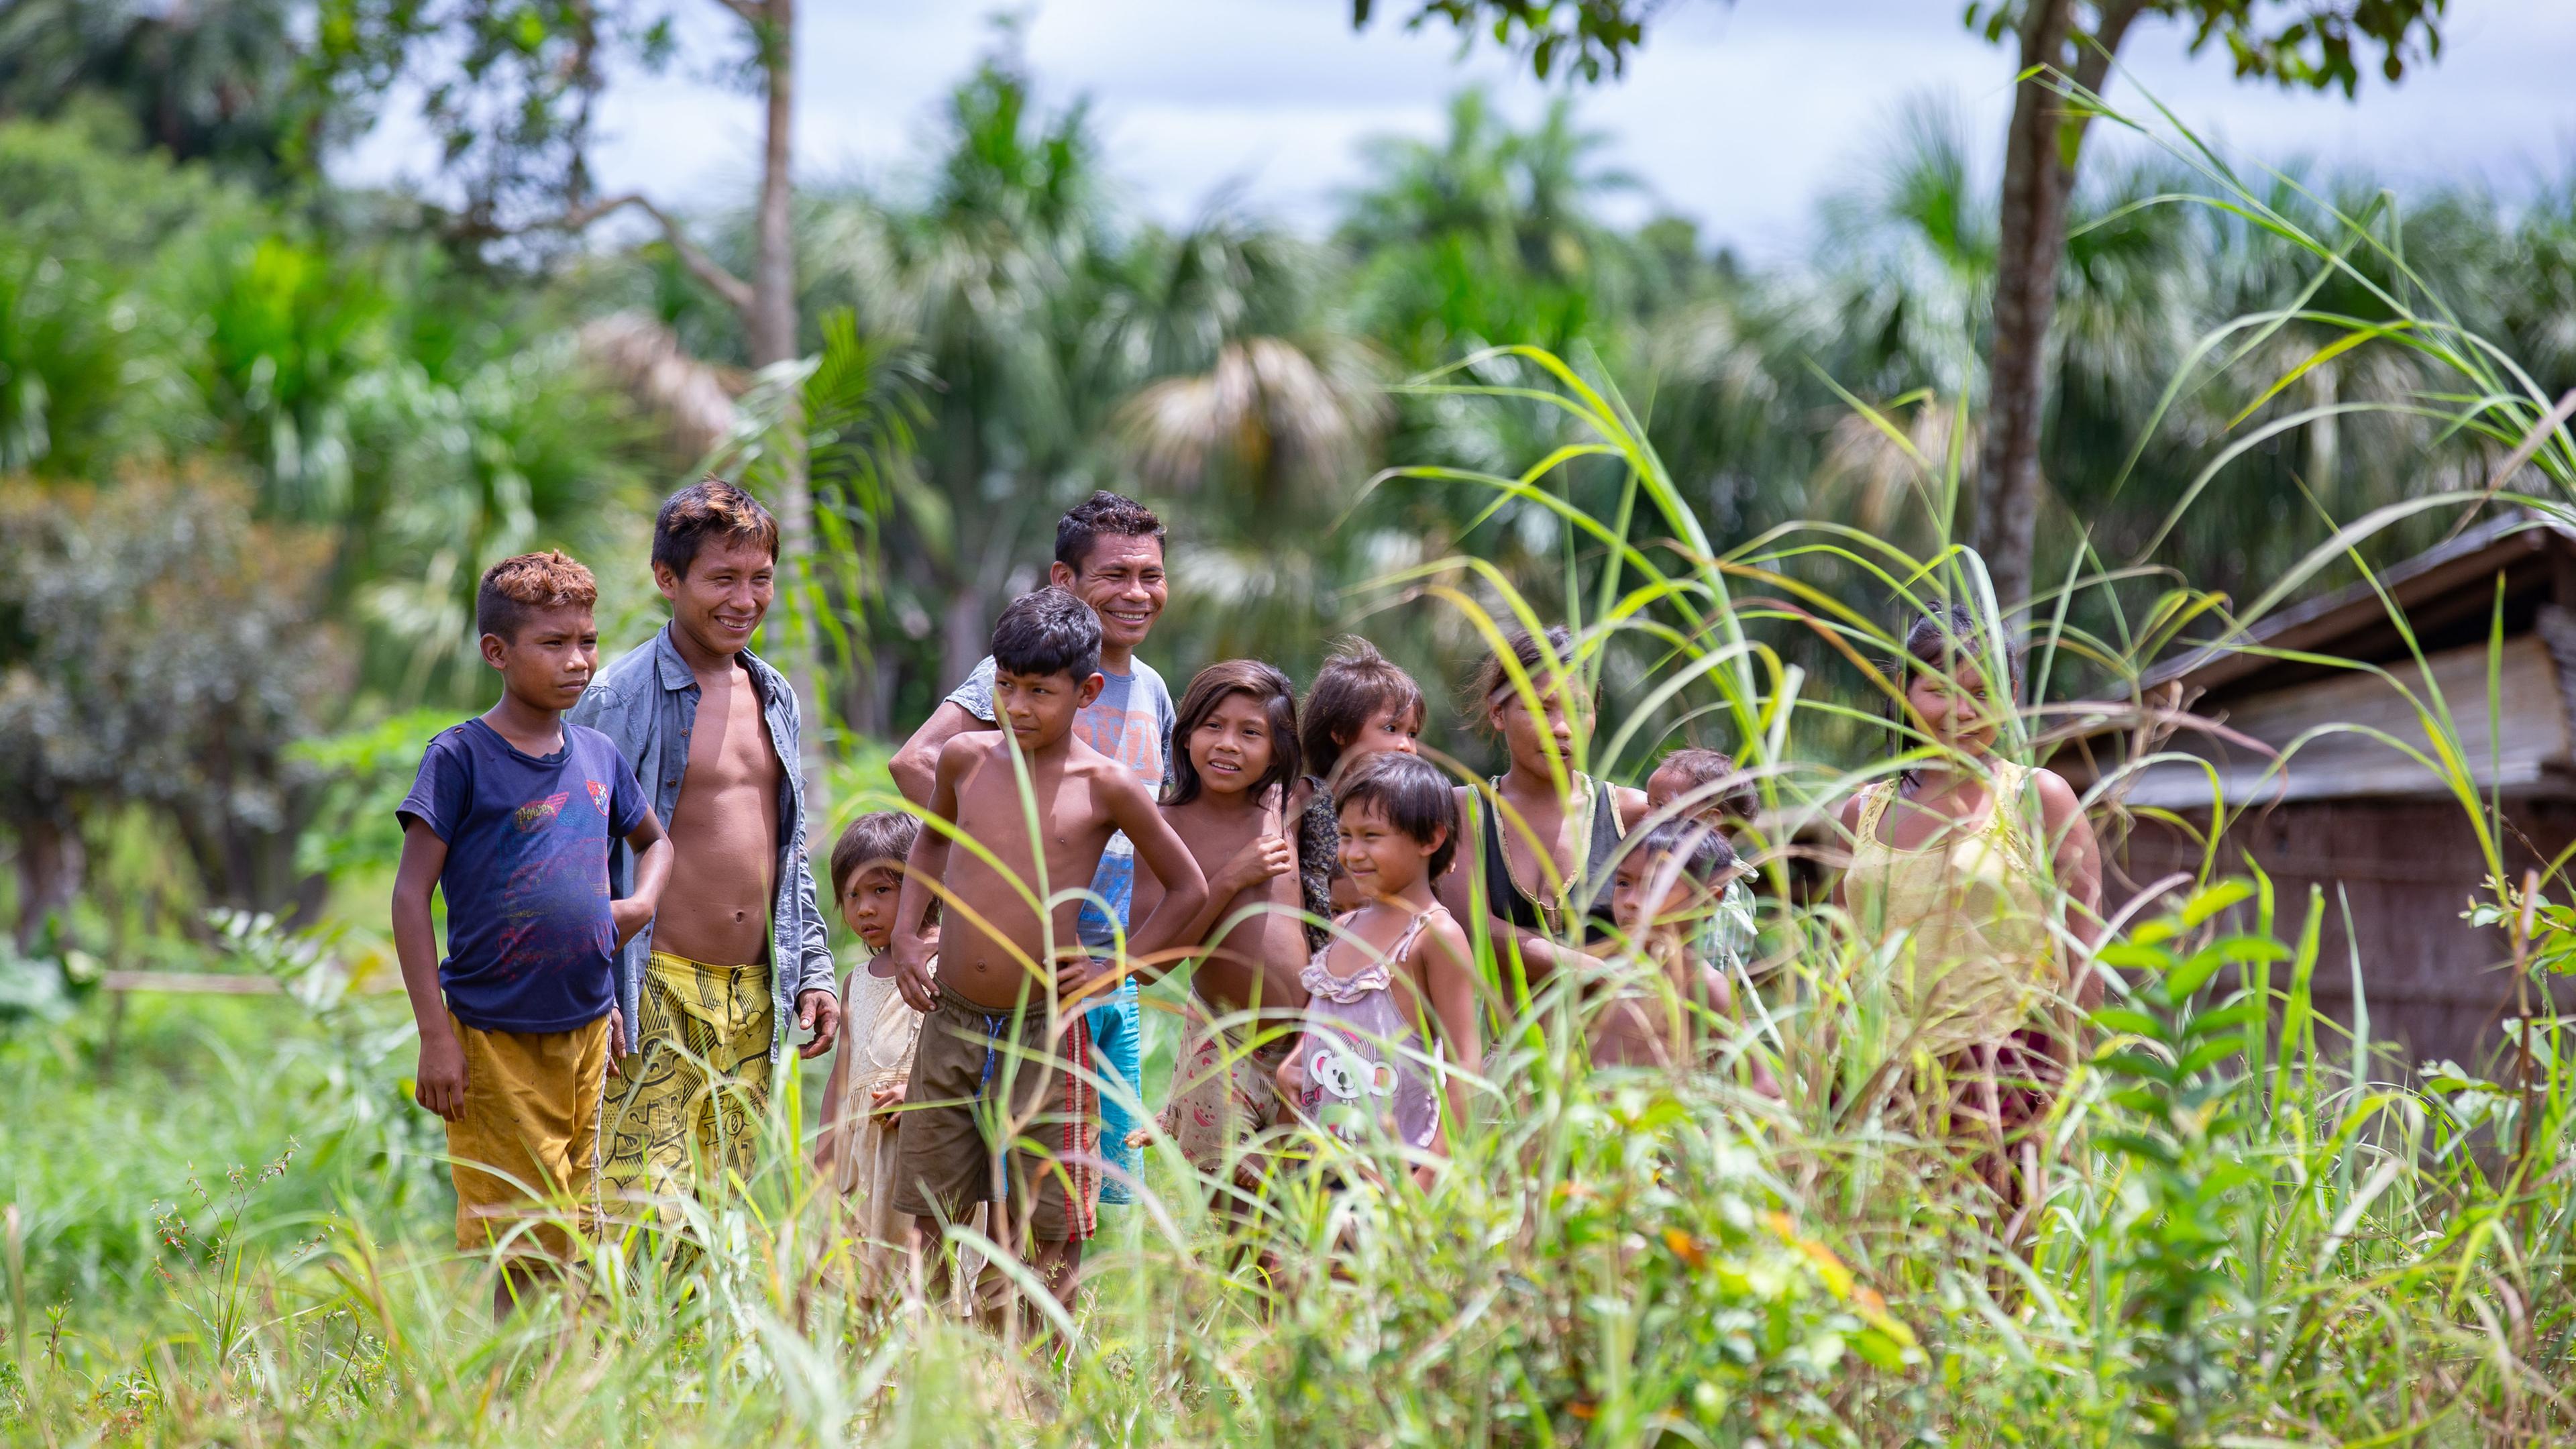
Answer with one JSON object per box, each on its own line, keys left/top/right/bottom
{"left": 0, "top": 468, "right": 347, "bottom": 936}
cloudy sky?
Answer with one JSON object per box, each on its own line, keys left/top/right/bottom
{"left": 337, "top": 1, "right": 2575, "bottom": 262}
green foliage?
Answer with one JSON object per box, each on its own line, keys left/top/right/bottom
{"left": 2088, "top": 880, "right": 2283, "bottom": 1446}
{"left": 309, "top": 0, "right": 686, "bottom": 239}
{"left": 1352, "top": 0, "right": 1662, "bottom": 83}
{"left": 0, "top": 0, "right": 311, "bottom": 175}
{"left": 0, "top": 471, "right": 347, "bottom": 926}
{"left": 287, "top": 708, "right": 458, "bottom": 882}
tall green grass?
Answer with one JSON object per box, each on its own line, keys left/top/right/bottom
{"left": 8, "top": 89, "right": 2576, "bottom": 1447}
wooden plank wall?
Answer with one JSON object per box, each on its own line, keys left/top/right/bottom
{"left": 2117, "top": 798, "right": 2576, "bottom": 1075}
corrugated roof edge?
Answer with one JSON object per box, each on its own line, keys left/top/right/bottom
{"left": 2135, "top": 508, "right": 2576, "bottom": 694}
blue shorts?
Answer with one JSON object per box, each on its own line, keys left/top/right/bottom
{"left": 1084, "top": 977, "right": 1142, "bottom": 1205}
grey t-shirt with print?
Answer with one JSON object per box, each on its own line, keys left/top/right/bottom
{"left": 945, "top": 654, "right": 1177, "bottom": 950}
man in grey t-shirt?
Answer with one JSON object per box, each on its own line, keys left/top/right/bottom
{"left": 892, "top": 492, "right": 1176, "bottom": 1206}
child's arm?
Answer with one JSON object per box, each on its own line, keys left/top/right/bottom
{"left": 391, "top": 820, "right": 466, "bottom": 1122}
{"left": 2035, "top": 768, "right": 2107, "bottom": 1005}
{"left": 815, "top": 971, "right": 854, "bottom": 1171}
{"left": 1112, "top": 773, "right": 1210, "bottom": 981}
{"left": 1170, "top": 788, "right": 1295, "bottom": 959}
{"left": 612, "top": 810, "right": 673, "bottom": 948}
{"left": 889, "top": 741, "right": 966, "bottom": 1012}
{"left": 1413, "top": 912, "right": 1485, "bottom": 1173}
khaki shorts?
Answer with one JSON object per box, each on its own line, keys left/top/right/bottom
{"left": 445, "top": 1011, "right": 608, "bottom": 1258}
{"left": 888, "top": 994, "right": 1100, "bottom": 1244}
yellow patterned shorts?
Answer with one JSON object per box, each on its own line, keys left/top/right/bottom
{"left": 602, "top": 950, "right": 775, "bottom": 1215}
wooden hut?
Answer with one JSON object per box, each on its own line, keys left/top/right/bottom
{"left": 2052, "top": 513, "right": 2576, "bottom": 1071}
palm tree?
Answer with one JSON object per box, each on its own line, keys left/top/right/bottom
{"left": 804, "top": 53, "right": 1112, "bottom": 698}
{"left": 1109, "top": 209, "right": 1391, "bottom": 674}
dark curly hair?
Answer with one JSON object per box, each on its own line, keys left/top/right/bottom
{"left": 1055, "top": 491, "right": 1167, "bottom": 575}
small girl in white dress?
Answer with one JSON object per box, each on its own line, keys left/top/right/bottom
{"left": 816, "top": 810, "right": 930, "bottom": 1301}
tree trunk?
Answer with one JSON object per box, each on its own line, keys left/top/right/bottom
{"left": 1971, "top": 0, "right": 2076, "bottom": 613}
{"left": 1972, "top": 0, "right": 2145, "bottom": 614}
{"left": 742, "top": 0, "right": 824, "bottom": 785}
{"left": 14, "top": 814, "right": 85, "bottom": 951}
{"left": 943, "top": 584, "right": 989, "bottom": 697}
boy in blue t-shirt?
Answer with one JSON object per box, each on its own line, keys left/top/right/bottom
{"left": 392, "top": 551, "right": 673, "bottom": 1318}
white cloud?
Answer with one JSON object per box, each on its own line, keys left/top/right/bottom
{"left": 328, "top": 0, "right": 2576, "bottom": 262}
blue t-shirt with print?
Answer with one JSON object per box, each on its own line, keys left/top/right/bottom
{"left": 396, "top": 718, "right": 651, "bottom": 1033}
{"left": 946, "top": 653, "right": 1175, "bottom": 949}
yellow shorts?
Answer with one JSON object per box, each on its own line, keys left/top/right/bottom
{"left": 602, "top": 950, "right": 774, "bottom": 1211}
{"left": 444, "top": 1011, "right": 609, "bottom": 1258}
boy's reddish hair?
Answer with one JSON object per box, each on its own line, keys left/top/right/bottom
{"left": 476, "top": 550, "right": 598, "bottom": 642}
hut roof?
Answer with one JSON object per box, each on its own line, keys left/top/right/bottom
{"left": 2057, "top": 512, "right": 2576, "bottom": 810}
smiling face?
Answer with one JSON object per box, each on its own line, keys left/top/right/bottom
{"left": 482, "top": 602, "right": 599, "bottom": 714}
{"left": 1050, "top": 534, "right": 1167, "bottom": 663}
{"left": 1905, "top": 653, "right": 2000, "bottom": 759}
{"left": 655, "top": 535, "right": 775, "bottom": 661}
{"left": 1187, "top": 690, "right": 1279, "bottom": 800}
{"left": 1338, "top": 798, "right": 1442, "bottom": 902}
{"left": 838, "top": 864, "right": 906, "bottom": 953}
{"left": 1335, "top": 700, "right": 1422, "bottom": 771}
{"left": 994, "top": 666, "right": 1101, "bottom": 753}
{"left": 1489, "top": 676, "right": 1589, "bottom": 776}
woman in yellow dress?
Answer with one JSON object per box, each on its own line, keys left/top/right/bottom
{"left": 1835, "top": 606, "right": 2102, "bottom": 1240}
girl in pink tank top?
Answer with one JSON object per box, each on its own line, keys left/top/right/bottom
{"left": 1276, "top": 755, "right": 1482, "bottom": 1183}
{"left": 1293, "top": 906, "right": 1450, "bottom": 1148}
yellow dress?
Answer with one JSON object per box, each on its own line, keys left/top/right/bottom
{"left": 1843, "top": 760, "right": 2059, "bottom": 1061}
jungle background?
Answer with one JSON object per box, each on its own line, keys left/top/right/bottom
{"left": 6, "top": 1, "right": 2576, "bottom": 1444}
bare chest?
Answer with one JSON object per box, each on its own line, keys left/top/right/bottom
{"left": 683, "top": 680, "right": 777, "bottom": 788}
{"left": 955, "top": 755, "right": 1116, "bottom": 881}
{"left": 1495, "top": 784, "right": 1581, "bottom": 885}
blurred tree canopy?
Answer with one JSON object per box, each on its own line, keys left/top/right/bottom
{"left": 0, "top": 3, "right": 2565, "bottom": 953}
{"left": 0, "top": 471, "right": 345, "bottom": 944}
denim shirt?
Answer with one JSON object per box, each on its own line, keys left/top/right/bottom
{"left": 568, "top": 623, "right": 834, "bottom": 1064}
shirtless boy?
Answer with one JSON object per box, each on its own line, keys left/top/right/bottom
{"left": 1594, "top": 820, "right": 1774, "bottom": 1094}
{"left": 574, "top": 478, "right": 841, "bottom": 1212}
{"left": 886, "top": 588, "right": 1206, "bottom": 1322}
{"left": 892, "top": 491, "right": 1177, "bottom": 1206}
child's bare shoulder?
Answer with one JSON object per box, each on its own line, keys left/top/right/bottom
{"left": 936, "top": 727, "right": 1007, "bottom": 777}
{"left": 1419, "top": 907, "right": 1474, "bottom": 966}
{"left": 1066, "top": 737, "right": 1144, "bottom": 795}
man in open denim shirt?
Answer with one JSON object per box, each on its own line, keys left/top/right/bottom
{"left": 572, "top": 480, "right": 839, "bottom": 1209}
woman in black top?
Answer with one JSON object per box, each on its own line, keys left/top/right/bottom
{"left": 1440, "top": 626, "right": 1648, "bottom": 991}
